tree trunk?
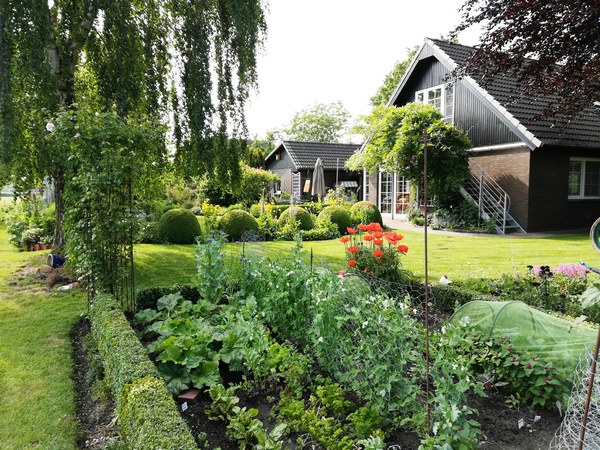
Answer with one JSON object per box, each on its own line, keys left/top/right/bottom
{"left": 52, "top": 170, "right": 66, "bottom": 254}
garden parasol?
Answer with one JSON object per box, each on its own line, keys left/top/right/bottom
{"left": 311, "top": 158, "right": 326, "bottom": 197}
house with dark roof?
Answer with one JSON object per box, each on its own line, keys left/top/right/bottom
{"left": 265, "top": 141, "right": 362, "bottom": 200}
{"left": 364, "top": 38, "right": 600, "bottom": 232}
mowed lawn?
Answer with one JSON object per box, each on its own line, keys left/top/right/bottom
{"left": 134, "top": 228, "right": 600, "bottom": 289}
{"left": 0, "top": 226, "right": 85, "bottom": 449}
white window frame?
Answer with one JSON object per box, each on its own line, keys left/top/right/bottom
{"left": 569, "top": 157, "right": 600, "bottom": 200}
{"left": 415, "top": 83, "right": 454, "bottom": 123}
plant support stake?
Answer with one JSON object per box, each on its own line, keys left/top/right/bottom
{"left": 423, "top": 132, "right": 431, "bottom": 434}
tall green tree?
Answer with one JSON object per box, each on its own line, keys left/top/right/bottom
{"left": 283, "top": 102, "right": 351, "bottom": 143}
{"left": 348, "top": 103, "right": 471, "bottom": 206}
{"left": 370, "top": 47, "right": 418, "bottom": 108}
{"left": 0, "top": 0, "right": 267, "bottom": 248}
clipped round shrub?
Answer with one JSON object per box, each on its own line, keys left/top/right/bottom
{"left": 249, "top": 204, "right": 262, "bottom": 217}
{"left": 278, "top": 206, "right": 315, "bottom": 231}
{"left": 219, "top": 209, "right": 258, "bottom": 241}
{"left": 157, "top": 208, "right": 202, "bottom": 244}
{"left": 318, "top": 205, "right": 352, "bottom": 234}
{"left": 350, "top": 201, "right": 383, "bottom": 227}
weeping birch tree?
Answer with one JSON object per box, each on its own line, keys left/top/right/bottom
{"left": 0, "top": 0, "right": 267, "bottom": 249}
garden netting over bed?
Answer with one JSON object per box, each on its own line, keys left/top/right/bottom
{"left": 451, "top": 301, "right": 597, "bottom": 374}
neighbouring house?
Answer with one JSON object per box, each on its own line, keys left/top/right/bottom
{"left": 265, "top": 140, "right": 362, "bottom": 200}
{"left": 363, "top": 38, "right": 600, "bottom": 233}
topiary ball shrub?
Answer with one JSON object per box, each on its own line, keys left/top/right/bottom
{"left": 318, "top": 205, "right": 352, "bottom": 234}
{"left": 219, "top": 209, "right": 258, "bottom": 241}
{"left": 157, "top": 208, "right": 202, "bottom": 244}
{"left": 278, "top": 206, "right": 315, "bottom": 231}
{"left": 350, "top": 201, "right": 383, "bottom": 227}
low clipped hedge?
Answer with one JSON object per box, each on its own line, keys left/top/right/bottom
{"left": 119, "top": 376, "right": 197, "bottom": 449}
{"left": 318, "top": 205, "right": 352, "bottom": 234}
{"left": 219, "top": 209, "right": 258, "bottom": 241}
{"left": 136, "top": 283, "right": 200, "bottom": 311}
{"left": 279, "top": 206, "right": 315, "bottom": 231}
{"left": 89, "top": 294, "right": 196, "bottom": 449}
{"left": 350, "top": 201, "right": 383, "bottom": 227}
{"left": 158, "top": 208, "right": 202, "bottom": 244}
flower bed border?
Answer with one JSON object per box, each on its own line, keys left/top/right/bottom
{"left": 89, "top": 293, "right": 197, "bottom": 449}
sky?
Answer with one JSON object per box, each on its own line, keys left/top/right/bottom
{"left": 245, "top": 0, "right": 482, "bottom": 139}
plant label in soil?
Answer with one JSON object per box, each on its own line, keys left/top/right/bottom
{"left": 518, "top": 418, "right": 525, "bottom": 429}
{"left": 181, "top": 401, "right": 188, "bottom": 412}
{"left": 534, "top": 415, "right": 541, "bottom": 423}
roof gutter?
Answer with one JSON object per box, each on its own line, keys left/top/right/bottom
{"left": 469, "top": 142, "right": 529, "bottom": 153}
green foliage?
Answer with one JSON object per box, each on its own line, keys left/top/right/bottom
{"left": 301, "top": 216, "right": 340, "bottom": 241}
{"left": 195, "top": 233, "right": 228, "bottom": 304}
{"left": 54, "top": 108, "right": 163, "bottom": 308}
{"left": 237, "top": 165, "right": 280, "bottom": 206}
{"left": 456, "top": 323, "right": 569, "bottom": 408}
{"left": 348, "top": 103, "right": 471, "bottom": 206}
{"left": 317, "top": 205, "right": 352, "bottom": 234}
{"left": 350, "top": 201, "right": 383, "bottom": 227}
{"left": 5, "top": 199, "right": 55, "bottom": 247}
{"left": 118, "top": 376, "right": 197, "bottom": 450}
{"left": 370, "top": 47, "right": 418, "bottom": 107}
{"left": 278, "top": 206, "right": 314, "bottom": 231}
{"left": 283, "top": 102, "right": 351, "bottom": 143}
{"left": 158, "top": 208, "right": 202, "bottom": 244}
{"left": 429, "top": 284, "right": 483, "bottom": 313}
{"left": 219, "top": 209, "right": 259, "bottom": 241}
{"left": 135, "top": 284, "right": 200, "bottom": 312}
{"left": 89, "top": 294, "right": 158, "bottom": 406}
{"left": 430, "top": 199, "right": 493, "bottom": 232}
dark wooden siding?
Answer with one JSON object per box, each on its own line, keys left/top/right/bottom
{"left": 454, "top": 83, "right": 520, "bottom": 147}
{"left": 394, "top": 57, "right": 449, "bottom": 106}
{"left": 528, "top": 146, "right": 600, "bottom": 231}
{"left": 393, "top": 53, "right": 521, "bottom": 148}
{"left": 266, "top": 147, "right": 296, "bottom": 171}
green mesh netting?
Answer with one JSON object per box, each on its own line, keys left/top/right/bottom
{"left": 451, "top": 301, "right": 597, "bottom": 374}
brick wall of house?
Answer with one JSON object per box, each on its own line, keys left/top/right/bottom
{"left": 469, "top": 146, "right": 531, "bottom": 231}
{"left": 529, "top": 147, "right": 600, "bottom": 231}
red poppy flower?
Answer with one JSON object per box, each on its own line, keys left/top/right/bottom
{"left": 373, "top": 232, "right": 383, "bottom": 239}
{"left": 340, "top": 236, "right": 350, "bottom": 243}
{"left": 348, "top": 246, "right": 358, "bottom": 253}
{"left": 397, "top": 245, "right": 408, "bottom": 253}
{"left": 364, "top": 268, "right": 370, "bottom": 273}
{"left": 373, "top": 249, "right": 383, "bottom": 258}
{"left": 385, "top": 235, "right": 397, "bottom": 244}
{"left": 358, "top": 224, "right": 369, "bottom": 231}
{"left": 363, "top": 235, "right": 374, "bottom": 242}
{"left": 347, "top": 227, "right": 357, "bottom": 234}
{"left": 347, "top": 259, "right": 357, "bottom": 267}
{"left": 373, "top": 239, "right": 384, "bottom": 246}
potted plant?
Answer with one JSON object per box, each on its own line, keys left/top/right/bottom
{"left": 22, "top": 227, "right": 42, "bottom": 251}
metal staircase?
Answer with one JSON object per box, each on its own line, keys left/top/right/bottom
{"left": 459, "top": 161, "right": 525, "bottom": 234}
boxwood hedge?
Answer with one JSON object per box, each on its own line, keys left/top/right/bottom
{"left": 89, "top": 294, "right": 196, "bottom": 449}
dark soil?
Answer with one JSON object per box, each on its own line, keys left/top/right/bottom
{"left": 71, "top": 318, "right": 121, "bottom": 449}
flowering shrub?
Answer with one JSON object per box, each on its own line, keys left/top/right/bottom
{"left": 339, "top": 222, "right": 409, "bottom": 282}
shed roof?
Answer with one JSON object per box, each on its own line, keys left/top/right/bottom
{"left": 266, "top": 141, "right": 362, "bottom": 171}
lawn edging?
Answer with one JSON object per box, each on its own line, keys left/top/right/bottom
{"left": 89, "top": 293, "right": 197, "bottom": 449}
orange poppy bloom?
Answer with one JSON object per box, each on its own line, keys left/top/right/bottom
{"left": 347, "top": 227, "right": 357, "bottom": 234}
{"left": 373, "top": 249, "right": 383, "bottom": 258}
{"left": 348, "top": 246, "right": 359, "bottom": 253}
{"left": 373, "top": 239, "right": 384, "bottom": 246}
{"left": 363, "top": 235, "right": 374, "bottom": 242}
{"left": 397, "top": 245, "right": 409, "bottom": 253}
{"left": 340, "top": 236, "right": 350, "bottom": 243}
{"left": 348, "top": 259, "right": 357, "bottom": 267}
{"left": 358, "top": 224, "right": 369, "bottom": 231}
{"left": 373, "top": 232, "right": 383, "bottom": 239}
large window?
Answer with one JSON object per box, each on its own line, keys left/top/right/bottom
{"left": 379, "top": 171, "right": 393, "bottom": 214}
{"left": 415, "top": 83, "right": 454, "bottom": 123}
{"left": 569, "top": 158, "right": 600, "bottom": 199}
